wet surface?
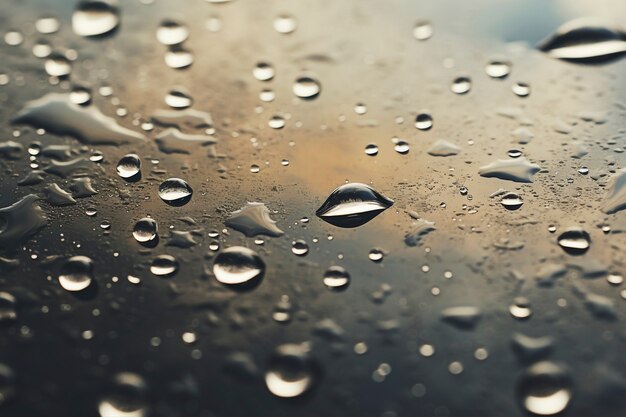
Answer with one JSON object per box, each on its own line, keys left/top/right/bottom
{"left": 1, "top": 0, "right": 626, "bottom": 416}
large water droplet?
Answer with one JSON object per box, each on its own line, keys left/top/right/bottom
{"left": 158, "top": 178, "right": 192, "bottom": 206}
{"left": 253, "top": 62, "right": 274, "bottom": 81}
{"left": 213, "top": 246, "right": 265, "bottom": 287}
{"left": 156, "top": 20, "right": 189, "bottom": 45}
{"left": 501, "top": 192, "right": 524, "bottom": 210}
{"left": 72, "top": 0, "right": 120, "bottom": 38}
{"left": 415, "top": 112, "right": 433, "bottom": 130}
{"left": 293, "top": 77, "right": 321, "bottom": 100}
{"left": 132, "top": 218, "right": 158, "bottom": 243}
{"left": 538, "top": 18, "right": 626, "bottom": 63}
{"left": 316, "top": 183, "right": 394, "bottom": 228}
{"left": 265, "top": 343, "right": 317, "bottom": 398}
{"left": 323, "top": 266, "right": 350, "bottom": 291}
{"left": 557, "top": 228, "right": 590, "bottom": 255}
{"left": 517, "top": 362, "right": 572, "bottom": 415}
{"left": 116, "top": 154, "right": 141, "bottom": 180}
{"left": 98, "top": 372, "right": 147, "bottom": 417}
{"left": 58, "top": 256, "right": 94, "bottom": 292}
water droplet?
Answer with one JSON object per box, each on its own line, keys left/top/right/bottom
{"left": 538, "top": 18, "right": 626, "bottom": 63}
{"left": 98, "top": 372, "right": 147, "bottom": 417}
{"left": 4, "top": 30, "right": 24, "bottom": 46}
{"left": 259, "top": 89, "right": 275, "bottom": 102}
{"left": 158, "top": 178, "right": 192, "bottom": 206}
{"left": 70, "top": 86, "right": 92, "bottom": 106}
{"left": 293, "top": 77, "right": 321, "bottom": 100}
{"left": 165, "top": 88, "right": 193, "bottom": 109}
{"left": 36, "top": 16, "right": 60, "bottom": 34}
{"left": 607, "top": 274, "right": 623, "bottom": 285}
{"left": 268, "top": 115, "right": 285, "bottom": 129}
{"left": 413, "top": 20, "right": 433, "bottom": 40}
{"left": 72, "top": 0, "right": 120, "bottom": 38}
{"left": 253, "top": 62, "right": 274, "bottom": 81}
{"left": 501, "top": 192, "right": 524, "bottom": 210}
{"left": 156, "top": 20, "right": 189, "bottom": 45}
{"left": 354, "top": 103, "right": 367, "bottom": 115}
{"left": 394, "top": 140, "right": 410, "bottom": 154}
{"left": 285, "top": 239, "right": 308, "bottom": 258}
{"left": 557, "top": 228, "right": 590, "bottom": 255}
{"left": 265, "top": 344, "right": 316, "bottom": 398}
{"left": 32, "top": 40, "right": 52, "bottom": 58}
{"left": 213, "top": 246, "right": 265, "bottom": 287}
{"left": 274, "top": 15, "right": 297, "bottom": 34}
{"left": 415, "top": 113, "right": 433, "bottom": 130}
{"left": 508, "top": 149, "right": 522, "bottom": 158}
{"left": 578, "top": 166, "right": 589, "bottom": 175}
{"left": 517, "top": 362, "right": 572, "bottom": 415}
{"left": 150, "top": 254, "right": 178, "bottom": 277}
{"left": 323, "top": 266, "right": 350, "bottom": 290}
{"left": 132, "top": 218, "right": 158, "bottom": 243}
{"left": 165, "top": 48, "right": 194, "bottom": 69}
{"left": 250, "top": 164, "right": 260, "bottom": 173}
{"left": 116, "top": 154, "right": 141, "bottom": 180}
{"left": 510, "top": 297, "right": 532, "bottom": 319}
{"left": 316, "top": 183, "right": 394, "bottom": 228}
{"left": 45, "top": 54, "right": 72, "bottom": 77}
{"left": 485, "top": 59, "right": 512, "bottom": 79}
{"left": 513, "top": 82, "right": 531, "bottom": 97}
{"left": 368, "top": 248, "right": 384, "bottom": 262}
{"left": 451, "top": 76, "right": 471, "bottom": 94}
{"left": 364, "top": 144, "right": 378, "bottom": 156}
{"left": 58, "top": 256, "right": 94, "bottom": 292}
{"left": 0, "top": 292, "right": 17, "bottom": 323}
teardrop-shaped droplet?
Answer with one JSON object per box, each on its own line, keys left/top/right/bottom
{"left": 265, "top": 343, "right": 317, "bottom": 398}
{"left": 72, "top": 0, "right": 120, "bottom": 38}
{"left": 150, "top": 254, "right": 178, "bottom": 277}
{"left": 293, "top": 77, "right": 321, "bottom": 100}
{"left": 156, "top": 20, "right": 189, "bottom": 45}
{"left": 133, "top": 218, "right": 158, "bottom": 243}
{"left": 316, "top": 183, "right": 394, "bottom": 228}
{"left": 158, "top": 178, "right": 192, "bottom": 206}
{"left": 116, "top": 154, "right": 141, "bottom": 180}
{"left": 538, "top": 18, "right": 626, "bottom": 63}
{"left": 58, "top": 256, "right": 94, "bottom": 292}
{"left": 517, "top": 362, "right": 572, "bottom": 415}
{"left": 213, "top": 246, "right": 265, "bottom": 288}
{"left": 501, "top": 192, "right": 523, "bottom": 210}
{"left": 323, "top": 265, "right": 350, "bottom": 290}
{"left": 98, "top": 372, "right": 148, "bottom": 417}
{"left": 557, "top": 227, "right": 590, "bottom": 255}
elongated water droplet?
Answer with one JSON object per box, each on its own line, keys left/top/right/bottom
{"left": 316, "top": 183, "right": 394, "bottom": 228}
{"left": 323, "top": 266, "right": 350, "bottom": 290}
{"left": 116, "top": 154, "right": 141, "bottom": 180}
{"left": 133, "top": 218, "right": 158, "bottom": 243}
{"left": 213, "top": 246, "right": 265, "bottom": 287}
{"left": 59, "top": 256, "right": 94, "bottom": 292}
{"left": 158, "top": 178, "right": 192, "bottom": 206}
{"left": 265, "top": 344, "right": 316, "bottom": 398}
{"left": 517, "top": 362, "right": 572, "bottom": 415}
{"left": 557, "top": 228, "right": 590, "bottom": 255}
{"left": 538, "top": 18, "right": 626, "bottom": 63}
{"left": 72, "top": 0, "right": 120, "bottom": 38}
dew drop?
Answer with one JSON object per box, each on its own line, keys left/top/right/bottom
{"left": 72, "top": 0, "right": 120, "bottom": 38}
{"left": 165, "top": 88, "right": 193, "bottom": 109}
{"left": 98, "top": 372, "right": 147, "bottom": 417}
{"left": 513, "top": 82, "right": 531, "bottom": 97}
{"left": 415, "top": 113, "right": 433, "bottom": 130}
{"left": 268, "top": 115, "right": 285, "bottom": 129}
{"left": 150, "top": 254, "right": 178, "bottom": 277}
{"left": 58, "top": 256, "right": 94, "bottom": 292}
{"left": 354, "top": 103, "right": 367, "bottom": 115}
{"left": 213, "top": 246, "right": 265, "bottom": 287}
{"left": 0, "top": 292, "right": 17, "bottom": 323}
{"left": 368, "top": 248, "right": 384, "bottom": 262}
{"left": 116, "top": 154, "right": 141, "bottom": 180}
{"left": 365, "top": 144, "right": 379, "bottom": 156}
{"left": 323, "top": 265, "right": 350, "bottom": 291}
{"left": 293, "top": 77, "right": 321, "bottom": 100}
{"left": 70, "top": 86, "right": 92, "bottom": 106}
{"left": 253, "top": 62, "right": 274, "bottom": 81}
{"left": 158, "top": 178, "right": 192, "bottom": 206}
{"left": 132, "top": 218, "right": 158, "bottom": 243}
{"left": 156, "top": 20, "right": 189, "bottom": 45}
{"left": 164, "top": 48, "right": 194, "bottom": 69}
{"left": 394, "top": 140, "right": 410, "bottom": 154}
{"left": 510, "top": 297, "right": 532, "bottom": 319}
{"left": 451, "top": 76, "right": 471, "bottom": 94}
{"left": 291, "top": 240, "right": 309, "bottom": 256}
{"left": 45, "top": 54, "right": 72, "bottom": 77}
{"left": 36, "top": 16, "right": 60, "bottom": 34}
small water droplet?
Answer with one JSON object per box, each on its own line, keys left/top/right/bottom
{"left": 158, "top": 178, "right": 192, "bottom": 206}
{"left": 45, "top": 54, "right": 72, "bottom": 77}
{"left": 485, "top": 59, "right": 512, "bottom": 79}
{"left": 253, "top": 62, "right": 275, "bottom": 81}
{"left": 510, "top": 297, "right": 532, "bottom": 319}
{"left": 165, "top": 88, "right": 193, "bottom": 109}
{"left": 58, "top": 256, "right": 94, "bottom": 292}
{"left": 415, "top": 112, "right": 433, "bottom": 130}
{"left": 164, "top": 48, "right": 194, "bottom": 69}
{"left": 156, "top": 20, "right": 189, "bottom": 45}
{"left": 133, "top": 218, "right": 158, "bottom": 243}
{"left": 394, "top": 140, "right": 410, "bottom": 154}
{"left": 291, "top": 240, "right": 309, "bottom": 256}
{"left": 268, "top": 115, "right": 285, "bottom": 129}
{"left": 265, "top": 343, "right": 316, "bottom": 398}
{"left": 116, "top": 154, "right": 141, "bottom": 180}
{"left": 557, "top": 228, "right": 590, "bottom": 255}
{"left": 508, "top": 149, "right": 522, "bottom": 158}
{"left": 150, "top": 254, "right": 178, "bottom": 277}
{"left": 70, "top": 86, "right": 92, "bottom": 106}
{"left": 365, "top": 144, "right": 379, "bottom": 156}
{"left": 513, "top": 82, "right": 531, "bottom": 97}
{"left": 323, "top": 265, "right": 350, "bottom": 290}
{"left": 368, "top": 248, "right": 384, "bottom": 262}
{"left": 274, "top": 15, "right": 297, "bottom": 34}
{"left": 36, "top": 16, "right": 60, "bottom": 34}
{"left": 72, "top": 0, "right": 120, "bottom": 38}
{"left": 413, "top": 20, "right": 433, "bottom": 40}
{"left": 451, "top": 76, "right": 471, "bottom": 94}
{"left": 354, "top": 103, "right": 367, "bottom": 115}
{"left": 213, "top": 246, "right": 265, "bottom": 287}
{"left": 517, "top": 362, "right": 572, "bottom": 415}
{"left": 316, "top": 183, "right": 394, "bottom": 228}
{"left": 293, "top": 77, "right": 321, "bottom": 100}
{"left": 0, "top": 292, "right": 17, "bottom": 323}
{"left": 98, "top": 372, "right": 147, "bottom": 417}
